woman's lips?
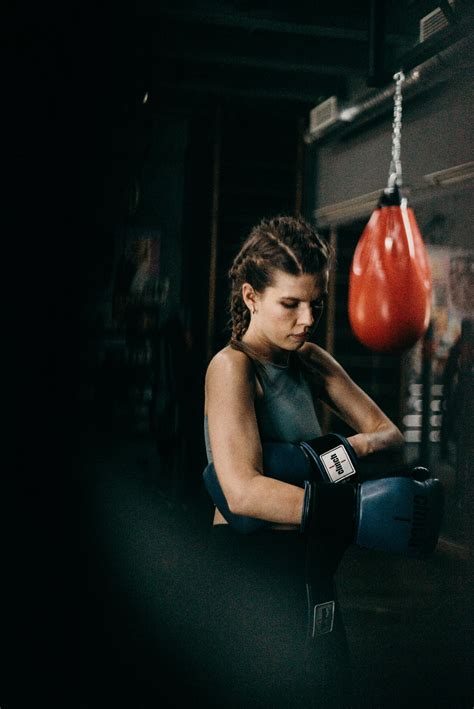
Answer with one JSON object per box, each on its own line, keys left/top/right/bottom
{"left": 290, "top": 333, "right": 308, "bottom": 341}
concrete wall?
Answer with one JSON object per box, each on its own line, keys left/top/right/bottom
{"left": 313, "top": 67, "right": 473, "bottom": 539}
{"left": 315, "top": 72, "right": 473, "bottom": 248}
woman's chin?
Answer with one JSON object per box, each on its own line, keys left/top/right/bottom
{"left": 288, "top": 335, "right": 308, "bottom": 347}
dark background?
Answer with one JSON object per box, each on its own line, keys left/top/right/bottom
{"left": 5, "top": 2, "right": 473, "bottom": 706}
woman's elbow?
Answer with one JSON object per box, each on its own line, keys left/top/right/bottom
{"left": 226, "top": 488, "right": 245, "bottom": 515}
{"left": 390, "top": 425, "right": 405, "bottom": 450}
{"left": 225, "top": 476, "right": 260, "bottom": 516}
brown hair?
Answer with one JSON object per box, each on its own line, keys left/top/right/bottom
{"left": 228, "top": 215, "right": 333, "bottom": 346}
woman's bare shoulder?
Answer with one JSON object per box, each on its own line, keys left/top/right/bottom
{"left": 299, "top": 342, "right": 339, "bottom": 375}
{"left": 206, "top": 345, "right": 255, "bottom": 386}
{"left": 205, "top": 346, "right": 257, "bottom": 417}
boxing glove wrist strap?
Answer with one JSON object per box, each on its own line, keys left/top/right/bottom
{"left": 300, "top": 480, "right": 313, "bottom": 534}
{"left": 299, "top": 433, "right": 359, "bottom": 484}
{"left": 303, "top": 481, "right": 357, "bottom": 542}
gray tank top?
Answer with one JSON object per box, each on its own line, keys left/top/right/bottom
{"left": 204, "top": 357, "right": 322, "bottom": 463}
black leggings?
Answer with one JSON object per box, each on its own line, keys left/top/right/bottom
{"left": 204, "top": 526, "right": 353, "bottom": 709}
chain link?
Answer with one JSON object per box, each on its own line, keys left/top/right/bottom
{"left": 388, "top": 70, "right": 405, "bottom": 189}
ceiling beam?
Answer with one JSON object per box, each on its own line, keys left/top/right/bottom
{"left": 151, "top": 7, "right": 407, "bottom": 44}
{"left": 157, "top": 48, "right": 364, "bottom": 78}
{"left": 154, "top": 8, "right": 367, "bottom": 41}
{"left": 154, "top": 80, "right": 331, "bottom": 104}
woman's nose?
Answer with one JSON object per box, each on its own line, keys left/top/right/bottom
{"left": 298, "top": 304, "right": 314, "bottom": 328}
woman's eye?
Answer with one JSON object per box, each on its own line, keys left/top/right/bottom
{"left": 281, "top": 300, "right": 325, "bottom": 310}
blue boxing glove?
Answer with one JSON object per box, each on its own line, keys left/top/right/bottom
{"left": 355, "top": 476, "right": 444, "bottom": 556}
{"left": 203, "top": 434, "right": 358, "bottom": 534}
{"left": 302, "top": 474, "right": 443, "bottom": 558}
{"left": 203, "top": 440, "right": 315, "bottom": 534}
{"left": 204, "top": 436, "right": 443, "bottom": 557}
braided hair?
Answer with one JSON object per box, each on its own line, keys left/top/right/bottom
{"left": 228, "top": 216, "right": 333, "bottom": 344}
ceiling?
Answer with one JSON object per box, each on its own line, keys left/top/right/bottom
{"left": 129, "top": 0, "right": 473, "bottom": 109}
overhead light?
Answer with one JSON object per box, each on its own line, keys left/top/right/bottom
{"left": 339, "top": 107, "right": 359, "bottom": 122}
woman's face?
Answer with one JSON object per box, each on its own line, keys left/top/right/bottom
{"left": 243, "top": 269, "right": 329, "bottom": 354}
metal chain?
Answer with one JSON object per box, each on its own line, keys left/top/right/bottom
{"left": 388, "top": 70, "right": 405, "bottom": 189}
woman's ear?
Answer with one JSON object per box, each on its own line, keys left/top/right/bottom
{"left": 242, "top": 283, "right": 257, "bottom": 314}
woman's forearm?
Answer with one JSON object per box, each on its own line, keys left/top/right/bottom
{"left": 348, "top": 424, "right": 404, "bottom": 458}
{"left": 229, "top": 474, "right": 305, "bottom": 525}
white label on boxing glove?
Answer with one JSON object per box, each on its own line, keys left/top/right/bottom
{"left": 312, "top": 601, "right": 335, "bottom": 637}
{"left": 320, "top": 444, "right": 356, "bottom": 483}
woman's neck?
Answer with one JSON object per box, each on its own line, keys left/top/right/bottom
{"left": 241, "top": 332, "right": 290, "bottom": 367}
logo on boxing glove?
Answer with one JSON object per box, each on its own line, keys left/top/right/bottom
{"left": 320, "top": 444, "right": 356, "bottom": 483}
{"left": 311, "top": 601, "right": 335, "bottom": 637}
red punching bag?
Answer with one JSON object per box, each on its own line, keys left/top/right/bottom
{"left": 348, "top": 72, "right": 432, "bottom": 354}
{"left": 348, "top": 186, "right": 432, "bottom": 353}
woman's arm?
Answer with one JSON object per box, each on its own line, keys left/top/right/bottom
{"left": 205, "top": 348, "right": 304, "bottom": 524}
{"left": 300, "top": 344, "right": 404, "bottom": 458}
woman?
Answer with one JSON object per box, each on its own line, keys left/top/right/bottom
{"left": 203, "top": 216, "right": 403, "bottom": 708}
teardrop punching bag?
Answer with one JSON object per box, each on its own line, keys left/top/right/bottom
{"left": 348, "top": 72, "right": 432, "bottom": 354}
